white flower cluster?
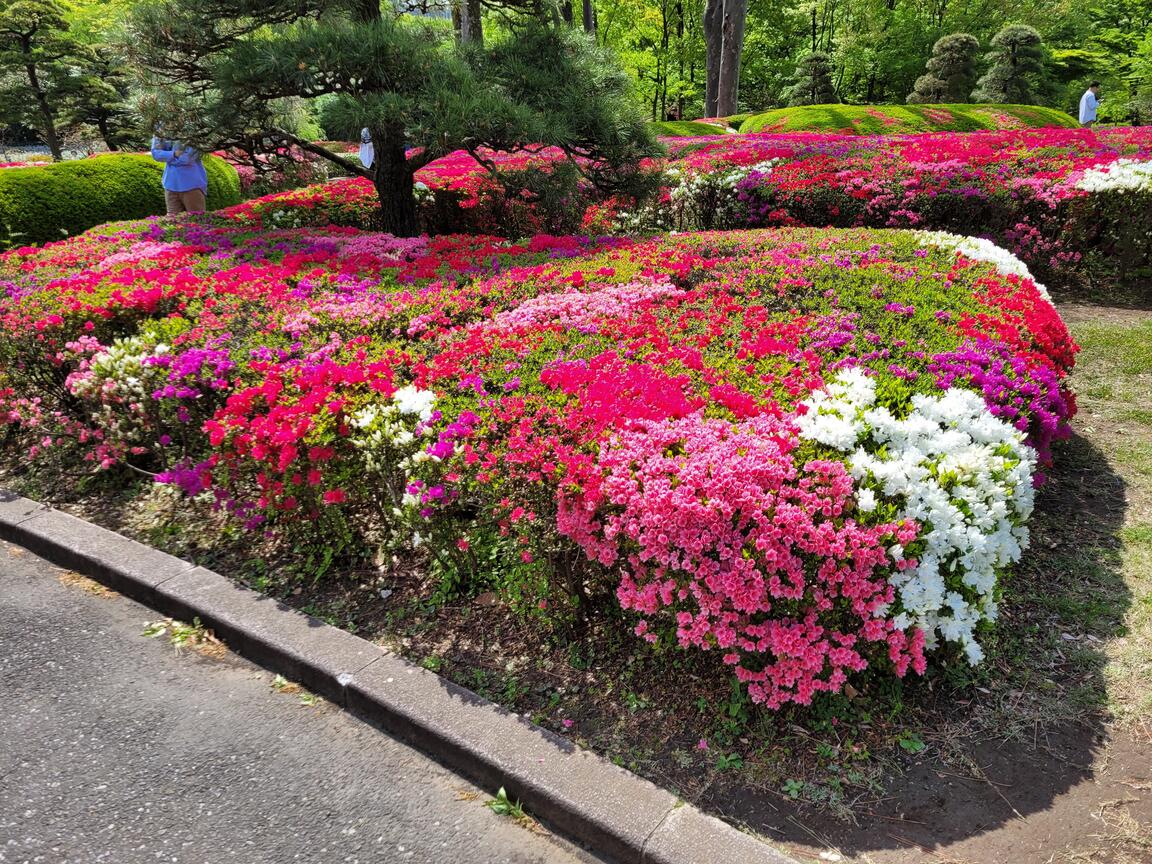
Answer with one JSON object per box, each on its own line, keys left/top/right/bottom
{"left": 349, "top": 385, "right": 437, "bottom": 473}
{"left": 413, "top": 180, "right": 434, "bottom": 206}
{"left": 616, "top": 159, "right": 778, "bottom": 232}
{"left": 1076, "top": 158, "right": 1152, "bottom": 194}
{"left": 267, "top": 209, "right": 306, "bottom": 229}
{"left": 798, "top": 368, "right": 1036, "bottom": 664}
{"left": 66, "top": 336, "right": 170, "bottom": 449}
{"left": 69, "top": 336, "right": 163, "bottom": 400}
{"left": 915, "top": 230, "right": 1052, "bottom": 303}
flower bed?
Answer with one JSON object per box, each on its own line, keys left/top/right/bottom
{"left": 0, "top": 220, "right": 1076, "bottom": 708}
{"left": 225, "top": 127, "right": 1152, "bottom": 289}
{"left": 738, "top": 103, "right": 1079, "bottom": 135}
{"left": 621, "top": 127, "right": 1152, "bottom": 288}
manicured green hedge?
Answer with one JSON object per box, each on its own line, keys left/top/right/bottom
{"left": 0, "top": 153, "right": 241, "bottom": 249}
{"left": 739, "top": 103, "right": 1079, "bottom": 134}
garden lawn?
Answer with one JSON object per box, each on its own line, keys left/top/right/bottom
{"left": 651, "top": 119, "right": 733, "bottom": 136}
{"left": 739, "top": 103, "right": 1079, "bottom": 135}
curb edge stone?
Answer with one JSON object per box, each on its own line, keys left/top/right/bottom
{"left": 0, "top": 489, "right": 798, "bottom": 864}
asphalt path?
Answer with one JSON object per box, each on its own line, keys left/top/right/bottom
{"left": 0, "top": 540, "right": 601, "bottom": 864}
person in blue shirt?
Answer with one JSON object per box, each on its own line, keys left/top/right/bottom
{"left": 1079, "top": 82, "right": 1102, "bottom": 128}
{"left": 150, "top": 126, "right": 209, "bottom": 215}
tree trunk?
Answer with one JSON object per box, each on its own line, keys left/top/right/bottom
{"left": 372, "top": 130, "right": 419, "bottom": 237}
{"left": 715, "top": 0, "right": 746, "bottom": 117}
{"left": 97, "top": 115, "right": 119, "bottom": 151}
{"left": 703, "top": 0, "right": 723, "bottom": 116}
{"left": 23, "top": 58, "right": 62, "bottom": 161}
{"left": 561, "top": 0, "right": 574, "bottom": 24}
{"left": 457, "top": 0, "right": 483, "bottom": 44}
{"left": 582, "top": 0, "right": 595, "bottom": 33}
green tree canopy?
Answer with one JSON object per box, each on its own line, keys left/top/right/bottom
{"left": 0, "top": 0, "right": 97, "bottom": 158}
{"left": 907, "top": 33, "right": 981, "bottom": 104}
{"left": 129, "top": 1, "right": 657, "bottom": 235}
{"left": 785, "top": 50, "right": 837, "bottom": 106}
{"left": 972, "top": 24, "right": 1049, "bottom": 104}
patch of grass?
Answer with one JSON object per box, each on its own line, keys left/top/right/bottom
{"left": 651, "top": 119, "right": 732, "bottom": 137}
{"left": 739, "top": 103, "right": 1078, "bottom": 134}
{"left": 1064, "top": 318, "right": 1152, "bottom": 725}
{"left": 269, "top": 673, "right": 321, "bottom": 705}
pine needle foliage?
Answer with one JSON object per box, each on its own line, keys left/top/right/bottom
{"left": 129, "top": 1, "right": 657, "bottom": 235}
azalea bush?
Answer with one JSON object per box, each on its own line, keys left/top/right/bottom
{"left": 638, "top": 127, "right": 1152, "bottom": 288}
{"left": 0, "top": 220, "right": 1077, "bottom": 709}
{"left": 227, "top": 126, "right": 1152, "bottom": 288}
{"left": 217, "top": 145, "right": 334, "bottom": 197}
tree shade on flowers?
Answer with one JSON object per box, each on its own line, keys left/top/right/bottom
{"left": 0, "top": 221, "right": 1077, "bottom": 709}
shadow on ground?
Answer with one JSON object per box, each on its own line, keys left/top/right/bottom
{"left": 704, "top": 430, "right": 1133, "bottom": 859}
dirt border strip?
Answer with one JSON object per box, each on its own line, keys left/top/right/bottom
{"left": 0, "top": 490, "right": 797, "bottom": 864}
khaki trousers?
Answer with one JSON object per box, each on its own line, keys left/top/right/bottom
{"left": 165, "top": 188, "right": 207, "bottom": 215}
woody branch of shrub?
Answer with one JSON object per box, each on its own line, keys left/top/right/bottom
{"left": 126, "top": 0, "right": 660, "bottom": 237}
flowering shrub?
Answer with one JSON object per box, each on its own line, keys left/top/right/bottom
{"left": 633, "top": 127, "right": 1152, "bottom": 286}
{"left": 222, "top": 127, "right": 1152, "bottom": 288}
{"left": 0, "top": 220, "right": 1077, "bottom": 708}
{"left": 216, "top": 145, "right": 334, "bottom": 196}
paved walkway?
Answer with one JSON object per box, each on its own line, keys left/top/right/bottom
{"left": 0, "top": 541, "right": 601, "bottom": 864}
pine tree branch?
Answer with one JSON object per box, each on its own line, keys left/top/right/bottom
{"left": 270, "top": 127, "right": 372, "bottom": 179}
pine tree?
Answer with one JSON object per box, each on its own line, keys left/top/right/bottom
{"left": 68, "top": 46, "right": 140, "bottom": 151}
{"left": 971, "top": 24, "right": 1048, "bottom": 105}
{"left": 907, "top": 33, "right": 980, "bottom": 104}
{"left": 129, "top": 3, "right": 656, "bottom": 236}
{"left": 785, "top": 51, "right": 837, "bottom": 106}
{"left": 0, "top": 0, "right": 98, "bottom": 159}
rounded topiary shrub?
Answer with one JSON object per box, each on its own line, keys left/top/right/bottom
{"left": 0, "top": 153, "right": 241, "bottom": 248}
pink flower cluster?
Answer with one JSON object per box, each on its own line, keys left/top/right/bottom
{"left": 558, "top": 412, "right": 926, "bottom": 707}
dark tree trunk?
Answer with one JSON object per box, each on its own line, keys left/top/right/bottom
{"left": 458, "top": 0, "right": 483, "bottom": 44}
{"left": 372, "top": 130, "right": 419, "bottom": 237}
{"left": 582, "top": 0, "right": 595, "bottom": 33}
{"left": 561, "top": 0, "right": 574, "bottom": 23}
{"left": 703, "top": 0, "right": 723, "bottom": 116}
{"left": 469, "top": 0, "right": 484, "bottom": 43}
{"left": 715, "top": 0, "right": 746, "bottom": 117}
{"left": 96, "top": 115, "right": 119, "bottom": 151}
{"left": 23, "top": 54, "right": 62, "bottom": 161}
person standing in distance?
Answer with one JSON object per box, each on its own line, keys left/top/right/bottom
{"left": 150, "top": 125, "right": 208, "bottom": 215}
{"left": 359, "top": 128, "right": 374, "bottom": 169}
{"left": 1079, "top": 82, "right": 1102, "bottom": 128}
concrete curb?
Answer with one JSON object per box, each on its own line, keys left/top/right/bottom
{"left": 0, "top": 490, "right": 798, "bottom": 864}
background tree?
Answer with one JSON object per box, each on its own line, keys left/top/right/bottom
{"left": 702, "top": 0, "right": 745, "bottom": 116}
{"left": 971, "top": 24, "right": 1049, "bottom": 104}
{"left": 785, "top": 49, "right": 837, "bottom": 105}
{"left": 714, "top": 0, "right": 746, "bottom": 116}
{"left": 452, "top": 0, "right": 484, "bottom": 44}
{"left": 907, "top": 33, "right": 981, "bottom": 103}
{"left": 130, "top": 4, "right": 656, "bottom": 236}
{"left": 67, "top": 46, "right": 139, "bottom": 150}
{"left": 0, "top": 0, "right": 93, "bottom": 159}
{"left": 1128, "top": 33, "right": 1152, "bottom": 124}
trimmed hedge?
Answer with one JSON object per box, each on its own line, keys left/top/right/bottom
{"left": 0, "top": 153, "right": 241, "bottom": 249}
{"left": 739, "top": 103, "right": 1079, "bottom": 134}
